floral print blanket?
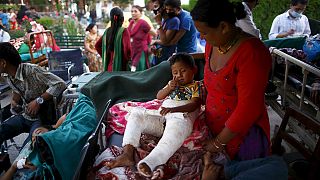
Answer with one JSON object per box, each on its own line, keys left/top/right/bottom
{"left": 94, "top": 99, "right": 209, "bottom": 179}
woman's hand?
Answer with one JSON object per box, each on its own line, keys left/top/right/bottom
{"left": 202, "top": 138, "right": 225, "bottom": 153}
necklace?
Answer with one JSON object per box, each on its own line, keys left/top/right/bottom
{"left": 217, "top": 34, "right": 240, "bottom": 54}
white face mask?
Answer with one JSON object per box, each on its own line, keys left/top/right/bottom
{"left": 290, "top": 10, "right": 302, "bottom": 18}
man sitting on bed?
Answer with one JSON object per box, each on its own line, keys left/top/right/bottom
{"left": 0, "top": 42, "right": 66, "bottom": 147}
{"left": 105, "top": 52, "right": 201, "bottom": 177}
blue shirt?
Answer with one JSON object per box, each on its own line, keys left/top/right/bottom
{"left": 153, "top": 17, "right": 180, "bottom": 65}
{"left": 177, "top": 10, "right": 197, "bottom": 53}
{"left": 0, "top": 13, "right": 9, "bottom": 26}
{"left": 161, "top": 17, "right": 180, "bottom": 58}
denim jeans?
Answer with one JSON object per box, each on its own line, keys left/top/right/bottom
{"left": 224, "top": 155, "right": 288, "bottom": 180}
{"left": 0, "top": 115, "right": 41, "bottom": 147}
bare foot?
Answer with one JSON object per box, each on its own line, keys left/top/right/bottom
{"left": 202, "top": 152, "right": 222, "bottom": 180}
{"left": 105, "top": 145, "right": 135, "bottom": 169}
{"left": 138, "top": 162, "right": 152, "bottom": 177}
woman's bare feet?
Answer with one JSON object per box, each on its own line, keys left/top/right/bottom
{"left": 202, "top": 152, "right": 222, "bottom": 180}
{"left": 138, "top": 162, "right": 152, "bottom": 177}
{"left": 105, "top": 145, "right": 135, "bottom": 169}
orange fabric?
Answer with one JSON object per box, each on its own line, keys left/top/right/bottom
{"left": 204, "top": 39, "right": 271, "bottom": 159}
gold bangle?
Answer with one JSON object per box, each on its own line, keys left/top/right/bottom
{"left": 213, "top": 140, "right": 220, "bottom": 149}
{"left": 216, "top": 137, "right": 227, "bottom": 146}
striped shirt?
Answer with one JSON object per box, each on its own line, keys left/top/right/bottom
{"left": 269, "top": 10, "right": 311, "bottom": 40}
{"left": 4, "top": 63, "right": 66, "bottom": 120}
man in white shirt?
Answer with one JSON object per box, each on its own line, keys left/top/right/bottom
{"left": 236, "top": 0, "right": 261, "bottom": 39}
{"left": 268, "top": 0, "right": 311, "bottom": 40}
{"left": 0, "top": 24, "right": 10, "bottom": 42}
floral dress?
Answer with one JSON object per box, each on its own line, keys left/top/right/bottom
{"left": 84, "top": 33, "right": 102, "bottom": 72}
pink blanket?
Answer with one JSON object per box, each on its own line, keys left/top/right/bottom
{"left": 95, "top": 99, "right": 209, "bottom": 179}
{"left": 105, "top": 99, "right": 209, "bottom": 150}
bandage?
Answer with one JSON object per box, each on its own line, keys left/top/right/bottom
{"left": 16, "top": 158, "right": 26, "bottom": 169}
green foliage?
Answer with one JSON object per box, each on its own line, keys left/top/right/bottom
{"left": 113, "top": 0, "right": 131, "bottom": 7}
{"left": 9, "top": 29, "right": 25, "bottom": 39}
{"left": 181, "top": 0, "right": 197, "bottom": 12}
{"left": 0, "top": 4, "right": 19, "bottom": 11}
{"left": 253, "top": 0, "right": 320, "bottom": 40}
{"left": 36, "top": 16, "right": 54, "bottom": 29}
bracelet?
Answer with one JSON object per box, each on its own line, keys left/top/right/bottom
{"left": 213, "top": 140, "right": 221, "bottom": 149}
{"left": 215, "top": 137, "right": 227, "bottom": 146}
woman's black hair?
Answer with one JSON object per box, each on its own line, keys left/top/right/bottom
{"left": 0, "top": 42, "right": 22, "bottom": 67}
{"left": 106, "top": 7, "right": 124, "bottom": 57}
{"left": 169, "top": 52, "right": 195, "bottom": 69}
{"left": 191, "top": 0, "right": 246, "bottom": 28}
{"left": 164, "top": 0, "right": 181, "bottom": 8}
{"left": 132, "top": 5, "right": 144, "bottom": 13}
{"left": 86, "top": 23, "right": 96, "bottom": 32}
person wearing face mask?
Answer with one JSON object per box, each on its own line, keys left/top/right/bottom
{"left": 268, "top": 0, "right": 311, "bottom": 40}
{"left": 156, "top": 0, "right": 197, "bottom": 53}
{"left": 151, "top": 0, "right": 181, "bottom": 66}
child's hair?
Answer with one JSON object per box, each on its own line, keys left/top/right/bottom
{"left": 169, "top": 52, "right": 196, "bottom": 68}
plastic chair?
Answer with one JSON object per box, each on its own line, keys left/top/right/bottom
{"left": 48, "top": 48, "right": 88, "bottom": 82}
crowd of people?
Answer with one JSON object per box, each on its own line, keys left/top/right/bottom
{"left": 0, "top": 0, "right": 318, "bottom": 179}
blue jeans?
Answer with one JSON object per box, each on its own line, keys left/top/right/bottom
{"left": 224, "top": 155, "right": 288, "bottom": 180}
{"left": 0, "top": 115, "right": 41, "bottom": 147}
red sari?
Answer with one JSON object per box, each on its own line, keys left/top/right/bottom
{"left": 204, "top": 38, "right": 272, "bottom": 159}
{"left": 128, "top": 19, "right": 151, "bottom": 70}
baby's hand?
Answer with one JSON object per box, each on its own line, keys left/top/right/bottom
{"left": 168, "top": 77, "right": 178, "bottom": 90}
{"left": 160, "top": 107, "right": 175, "bottom": 116}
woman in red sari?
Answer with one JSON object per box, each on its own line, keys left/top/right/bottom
{"left": 190, "top": 0, "right": 288, "bottom": 179}
{"left": 128, "top": 5, "right": 156, "bottom": 72}
{"left": 95, "top": 7, "right": 131, "bottom": 71}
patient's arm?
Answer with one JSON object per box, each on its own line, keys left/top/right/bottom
{"left": 157, "top": 78, "right": 178, "bottom": 100}
{"left": 52, "top": 114, "right": 67, "bottom": 129}
{"left": 0, "top": 162, "right": 17, "bottom": 180}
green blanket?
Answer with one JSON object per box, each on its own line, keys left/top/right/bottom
{"left": 263, "top": 36, "right": 306, "bottom": 50}
{"left": 81, "top": 61, "right": 172, "bottom": 120}
{"left": 30, "top": 93, "right": 97, "bottom": 180}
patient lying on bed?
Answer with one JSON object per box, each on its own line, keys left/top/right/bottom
{"left": 105, "top": 53, "right": 202, "bottom": 177}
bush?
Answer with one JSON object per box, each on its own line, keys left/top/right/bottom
{"left": 0, "top": 4, "right": 19, "bottom": 11}
{"left": 37, "top": 16, "right": 55, "bottom": 29}
{"left": 9, "top": 29, "right": 25, "bottom": 39}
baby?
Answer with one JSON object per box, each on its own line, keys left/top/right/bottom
{"left": 106, "top": 52, "right": 201, "bottom": 177}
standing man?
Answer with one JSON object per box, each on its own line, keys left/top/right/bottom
{"left": 0, "top": 42, "right": 66, "bottom": 146}
{"left": 236, "top": 0, "right": 262, "bottom": 39}
{"left": 28, "top": 7, "right": 40, "bottom": 21}
{"left": 269, "top": 0, "right": 311, "bottom": 39}
{"left": 159, "top": 0, "right": 197, "bottom": 53}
